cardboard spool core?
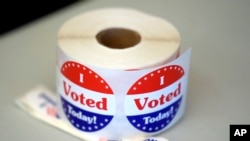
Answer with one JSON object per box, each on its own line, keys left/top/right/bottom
{"left": 96, "top": 28, "right": 141, "bottom": 49}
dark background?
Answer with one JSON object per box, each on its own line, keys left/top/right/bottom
{"left": 0, "top": 0, "right": 79, "bottom": 35}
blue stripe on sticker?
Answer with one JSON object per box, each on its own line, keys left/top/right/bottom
{"left": 127, "top": 97, "right": 182, "bottom": 133}
{"left": 61, "top": 96, "right": 113, "bottom": 132}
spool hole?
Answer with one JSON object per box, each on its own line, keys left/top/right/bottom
{"left": 96, "top": 28, "right": 141, "bottom": 49}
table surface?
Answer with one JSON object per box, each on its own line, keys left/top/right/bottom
{"left": 1, "top": 0, "right": 250, "bottom": 141}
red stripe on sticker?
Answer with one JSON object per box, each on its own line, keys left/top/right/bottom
{"left": 61, "top": 61, "right": 113, "bottom": 94}
{"left": 127, "top": 65, "right": 184, "bottom": 94}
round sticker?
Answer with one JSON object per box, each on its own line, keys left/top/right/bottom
{"left": 125, "top": 65, "right": 184, "bottom": 132}
{"left": 59, "top": 61, "right": 115, "bottom": 132}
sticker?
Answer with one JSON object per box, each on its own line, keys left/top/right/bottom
{"left": 125, "top": 65, "right": 184, "bottom": 132}
{"left": 59, "top": 61, "right": 115, "bottom": 132}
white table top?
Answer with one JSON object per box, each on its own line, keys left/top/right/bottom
{"left": 1, "top": 0, "right": 250, "bottom": 141}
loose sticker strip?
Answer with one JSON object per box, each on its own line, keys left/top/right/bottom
{"left": 15, "top": 85, "right": 169, "bottom": 141}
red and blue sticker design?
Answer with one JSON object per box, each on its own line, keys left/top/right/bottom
{"left": 125, "top": 65, "right": 184, "bottom": 133}
{"left": 59, "top": 61, "right": 115, "bottom": 132}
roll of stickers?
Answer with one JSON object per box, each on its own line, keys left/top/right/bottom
{"left": 57, "top": 8, "right": 191, "bottom": 140}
